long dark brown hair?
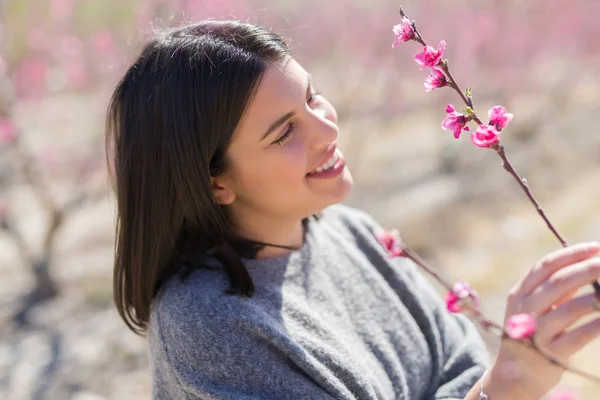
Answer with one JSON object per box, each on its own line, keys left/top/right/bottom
{"left": 106, "top": 20, "right": 296, "bottom": 335}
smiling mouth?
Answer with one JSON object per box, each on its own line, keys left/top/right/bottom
{"left": 308, "top": 150, "right": 339, "bottom": 174}
{"left": 306, "top": 148, "right": 346, "bottom": 179}
{"left": 307, "top": 144, "right": 337, "bottom": 174}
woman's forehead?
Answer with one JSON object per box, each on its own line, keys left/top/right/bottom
{"left": 236, "top": 58, "right": 309, "bottom": 140}
{"left": 255, "top": 58, "right": 307, "bottom": 106}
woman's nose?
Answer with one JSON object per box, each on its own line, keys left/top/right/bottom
{"left": 308, "top": 107, "right": 339, "bottom": 149}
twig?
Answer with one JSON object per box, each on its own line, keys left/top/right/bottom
{"left": 397, "top": 6, "right": 600, "bottom": 301}
{"left": 402, "top": 246, "right": 600, "bottom": 384}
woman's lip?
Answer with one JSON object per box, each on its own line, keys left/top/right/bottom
{"left": 306, "top": 149, "right": 345, "bottom": 179}
{"left": 308, "top": 145, "right": 337, "bottom": 174}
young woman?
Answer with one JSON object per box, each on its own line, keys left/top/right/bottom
{"left": 106, "top": 20, "right": 600, "bottom": 399}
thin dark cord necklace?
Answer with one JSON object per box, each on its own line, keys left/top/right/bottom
{"left": 248, "top": 218, "right": 309, "bottom": 251}
{"left": 250, "top": 240, "right": 302, "bottom": 251}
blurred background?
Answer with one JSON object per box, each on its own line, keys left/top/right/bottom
{"left": 0, "top": 0, "right": 599, "bottom": 398}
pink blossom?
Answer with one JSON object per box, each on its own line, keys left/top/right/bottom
{"left": 471, "top": 124, "right": 500, "bottom": 148}
{"left": 0, "top": 118, "right": 17, "bottom": 144}
{"left": 488, "top": 106, "right": 513, "bottom": 131}
{"left": 392, "top": 17, "right": 415, "bottom": 48}
{"left": 442, "top": 104, "right": 470, "bottom": 139}
{"left": 414, "top": 41, "right": 446, "bottom": 68}
{"left": 506, "top": 313, "right": 537, "bottom": 339}
{"left": 376, "top": 229, "right": 404, "bottom": 258}
{"left": 424, "top": 67, "right": 447, "bottom": 92}
{"left": 445, "top": 291, "right": 461, "bottom": 313}
{"left": 453, "top": 281, "right": 474, "bottom": 298}
{"left": 445, "top": 281, "right": 479, "bottom": 313}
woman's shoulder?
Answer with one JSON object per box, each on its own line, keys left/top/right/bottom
{"left": 149, "top": 265, "right": 288, "bottom": 344}
{"left": 150, "top": 268, "right": 240, "bottom": 334}
{"left": 147, "top": 269, "right": 305, "bottom": 398}
{"left": 148, "top": 269, "right": 271, "bottom": 373}
{"left": 317, "top": 203, "right": 387, "bottom": 246}
{"left": 320, "top": 203, "right": 383, "bottom": 233}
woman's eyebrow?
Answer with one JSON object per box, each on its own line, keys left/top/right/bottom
{"left": 261, "top": 111, "right": 295, "bottom": 141}
{"left": 260, "top": 73, "right": 313, "bottom": 142}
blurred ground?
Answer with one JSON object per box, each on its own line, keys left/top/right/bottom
{"left": 1, "top": 0, "right": 599, "bottom": 399}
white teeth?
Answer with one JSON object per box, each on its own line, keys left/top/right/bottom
{"left": 310, "top": 151, "right": 339, "bottom": 174}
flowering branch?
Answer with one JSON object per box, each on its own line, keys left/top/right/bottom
{"left": 375, "top": 230, "right": 600, "bottom": 385}
{"left": 396, "top": 10, "right": 473, "bottom": 109}
{"left": 402, "top": 245, "right": 600, "bottom": 384}
{"left": 394, "top": 6, "right": 600, "bottom": 300}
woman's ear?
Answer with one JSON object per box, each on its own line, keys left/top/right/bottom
{"left": 210, "top": 176, "right": 236, "bottom": 205}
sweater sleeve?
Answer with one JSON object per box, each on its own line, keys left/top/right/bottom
{"left": 149, "top": 287, "right": 341, "bottom": 400}
{"left": 401, "top": 258, "right": 490, "bottom": 400}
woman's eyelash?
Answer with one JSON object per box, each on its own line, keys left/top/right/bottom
{"left": 309, "top": 90, "right": 322, "bottom": 102}
{"left": 272, "top": 91, "right": 321, "bottom": 146}
{"left": 273, "top": 123, "right": 295, "bottom": 146}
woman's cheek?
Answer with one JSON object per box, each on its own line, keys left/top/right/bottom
{"left": 285, "top": 137, "right": 310, "bottom": 177}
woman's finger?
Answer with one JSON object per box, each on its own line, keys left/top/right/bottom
{"left": 549, "top": 287, "right": 579, "bottom": 310}
{"left": 523, "top": 257, "right": 600, "bottom": 314}
{"left": 551, "top": 316, "right": 600, "bottom": 355}
{"left": 516, "top": 242, "right": 599, "bottom": 296}
{"left": 535, "top": 292, "right": 599, "bottom": 344}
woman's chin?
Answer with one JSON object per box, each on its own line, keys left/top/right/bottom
{"left": 317, "top": 168, "right": 354, "bottom": 210}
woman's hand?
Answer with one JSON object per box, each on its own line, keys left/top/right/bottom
{"left": 489, "top": 242, "right": 600, "bottom": 399}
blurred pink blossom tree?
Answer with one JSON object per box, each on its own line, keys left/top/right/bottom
{"left": 0, "top": 0, "right": 124, "bottom": 324}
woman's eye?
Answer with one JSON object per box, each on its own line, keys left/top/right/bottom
{"left": 273, "top": 123, "right": 296, "bottom": 146}
{"left": 308, "top": 90, "right": 322, "bottom": 103}
{"left": 271, "top": 90, "right": 323, "bottom": 147}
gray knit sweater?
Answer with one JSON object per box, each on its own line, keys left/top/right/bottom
{"left": 148, "top": 204, "right": 490, "bottom": 399}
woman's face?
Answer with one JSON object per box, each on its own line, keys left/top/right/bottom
{"left": 212, "top": 57, "right": 353, "bottom": 225}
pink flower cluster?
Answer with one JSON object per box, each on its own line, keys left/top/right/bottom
{"left": 506, "top": 313, "right": 537, "bottom": 339}
{"left": 445, "top": 281, "right": 480, "bottom": 313}
{"left": 375, "top": 229, "right": 405, "bottom": 258}
{"left": 392, "top": 21, "right": 515, "bottom": 149}
{"left": 445, "top": 283, "right": 538, "bottom": 341}
{"left": 442, "top": 105, "right": 513, "bottom": 148}
{"left": 415, "top": 42, "right": 448, "bottom": 92}
{"left": 391, "top": 18, "right": 447, "bottom": 91}
{"left": 471, "top": 106, "right": 514, "bottom": 148}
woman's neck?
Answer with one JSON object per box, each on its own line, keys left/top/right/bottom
{"left": 228, "top": 209, "right": 306, "bottom": 259}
